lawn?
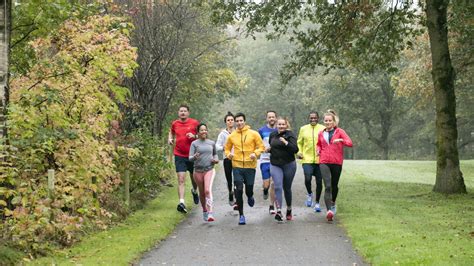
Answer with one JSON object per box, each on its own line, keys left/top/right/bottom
{"left": 24, "top": 160, "right": 474, "bottom": 265}
{"left": 339, "top": 160, "right": 474, "bottom": 265}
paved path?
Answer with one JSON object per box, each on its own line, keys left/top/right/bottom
{"left": 139, "top": 164, "right": 366, "bottom": 265}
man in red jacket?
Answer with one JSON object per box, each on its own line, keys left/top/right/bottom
{"left": 168, "top": 105, "right": 200, "bottom": 213}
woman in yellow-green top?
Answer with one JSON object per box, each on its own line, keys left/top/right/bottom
{"left": 297, "top": 111, "right": 326, "bottom": 212}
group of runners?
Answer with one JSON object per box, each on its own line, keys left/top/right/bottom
{"left": 168, "top": 105, "right": 352, "bottom": 225}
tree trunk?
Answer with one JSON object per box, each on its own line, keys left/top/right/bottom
{"left": 379, "top": 75, "right": 393, "bottom": 160}
{"left": 0, "top": 0, "right": 10, "bottom": 141}
{"left": 426, "top": 0, "right": 466, "bottom": 193}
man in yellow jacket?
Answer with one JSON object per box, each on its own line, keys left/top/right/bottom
{"left": 225, "top": 112, "right": 265, "bottom": 225}
{"left": 297, "top": 111, "right": 326, "bottom": 212}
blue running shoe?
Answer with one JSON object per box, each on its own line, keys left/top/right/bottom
{"left": 248, "top": 196, "right": 255, "bottom": 207}
{"left": 239, "top": 215, "right": 246, "bottom": 225}
{"left": 203, "top": 212, "right": 208, "bottom": 222}
{"left": 331, "top": 205, "right": 337, "bottom": 215}
{"left": 314, "top": 203, "right": 321, "bottom": 213}
{"left": 305, "top": 193, "right": 313, "bottom": 207}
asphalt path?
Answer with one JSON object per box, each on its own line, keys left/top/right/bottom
{"left": 139, "top": 163, "right": 366, "bottom": 265}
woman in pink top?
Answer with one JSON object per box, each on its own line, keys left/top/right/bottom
{"left": 317, "top": 111, "right": 353, "bottom": 222}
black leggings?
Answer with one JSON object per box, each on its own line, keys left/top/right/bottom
{"left": 320, "top": 164, "right": 342, "bottom": 211}
{"left": 303, "top": 163, "right": 323, "bottom": 202}
{"left": 233, "top": 168, "right": 256, "bottom": 215}
{"left": 223, "top": 158, "right": 233, "bottom": 193}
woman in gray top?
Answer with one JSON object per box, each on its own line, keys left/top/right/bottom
{"left": 189, "top": 123, "right": 219, "bottom": 222}
{"left": 215, "top": 112, "right": 235, "bottom": 207}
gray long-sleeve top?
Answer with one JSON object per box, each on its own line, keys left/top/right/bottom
{"left": 189, "top": 139, "right": 218, "bottom": 172}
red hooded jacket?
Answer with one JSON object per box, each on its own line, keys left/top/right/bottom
{"left": 317, "top": 127, "right": 353, "bottom": 165}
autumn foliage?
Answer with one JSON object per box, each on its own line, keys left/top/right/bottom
{"left": 1, "top": 14, "right": 138, "bottom": 254}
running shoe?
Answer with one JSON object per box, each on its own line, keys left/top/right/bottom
{"left": 286, "top": 209, "right": 293, "bottom": 221}
{"left": 177, "top": 203, "right": 188, "bottom": 214}
{"left": 239, "top": 215, "right": 246, "bottom": 225}
{"left": 305, "top": 193, "right": 313, "bottom": 207}
{"left": 275, "top": 211, "right": 283, "bottom": 222}
{"left": 331, "top": 205, "right": 337, "bottom": 215}
{"left": 248, "top": 196, "right": 255, "bottom": 207}
{"left": 203, "top": 211, "right": 208, "bottom": 221}
{"left": 191, "top": 188, "right": 199, "bottom": 204}
{"left": 233, "top": 203, "right": 239, "bottom": 211}
{"left": 314, "top": 203, "right": 321, "bottom": 213}
{"left": 269, "top": 205, "right": 276, "bottom": 215}
{"left": 326, "top": 210, "right": 334, "bottom": 222}
{"left": 263, "top": 188, "right": 269, "bottom": 200}
{"left": 228, "top": 192, "right": 234, "bottom": 206}
{"left": 207, "top": 212, "right": 215, "bottom": 222}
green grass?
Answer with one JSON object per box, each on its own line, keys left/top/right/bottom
{"left": 29, "top": 177, "right": 191, "bottom": 265}
{"left": 20, "top": 160, "right": 474, "bottom": 265}
{"left": 339, "top": 160, "right": 474, "bottom": 265}
{"left": 0, "top": 245, "right": 24, "bottom": 265}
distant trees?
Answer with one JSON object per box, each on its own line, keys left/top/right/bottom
{"left": 225, "top": 36, "right": 412, "bottom": 160}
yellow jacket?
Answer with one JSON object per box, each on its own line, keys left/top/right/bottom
{"left": 297, "top": 123, "right": 326, "bottom": 164}
{"left": 224, "top": 125, "right": 265, "bottom": 169}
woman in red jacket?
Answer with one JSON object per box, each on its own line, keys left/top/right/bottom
{"left": 317, "top": 111, "right": 353, "bottom": 222}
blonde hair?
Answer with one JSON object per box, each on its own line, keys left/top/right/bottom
{"left": 276, "top": 116, "right": 291, "bottom": 130}
{"left": 324, "top": 109, "right": 339, "bottom": 127}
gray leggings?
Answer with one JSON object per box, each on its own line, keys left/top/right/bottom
{"left": 270, "top": 161, "right": 297, "bottom": 209}
{"left": 320, "top": 163, "right": 342, "bottom": 211}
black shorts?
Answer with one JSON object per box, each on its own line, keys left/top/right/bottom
{"left": 175, "top": 155, "right": 194, "bottom": 173}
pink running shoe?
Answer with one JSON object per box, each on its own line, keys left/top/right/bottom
{"left": 326, "top": 210, "right": 334, "bottom": 222}
{"left": 207, "top": 213, "right": 215, "bottom": 222}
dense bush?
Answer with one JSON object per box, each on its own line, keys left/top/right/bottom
{"left": 0, "top": 14, "right": 139, "bottom": 256}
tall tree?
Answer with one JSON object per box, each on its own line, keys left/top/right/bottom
{"left": 425, "top": 0, "right": 465, "bottom": 193}
{"left": 213, "top": 0, "right": 467, "bottom": 193}
{"left": 0, "top": 0, "right": 10, "bottom": 141}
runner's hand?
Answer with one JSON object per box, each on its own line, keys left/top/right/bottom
{"left": 211, "top": 159, "right": 219, "bottom": 164}
{"left": 279, "top": 137, "right": 288, "bottom": 145}
{"left": 168, "top": 138, "right": 174, "bottom": 145}
{"left": 227, "top": 153, "right": 234, "bottom": 160}
{"left": 194, "top": 152, "right": 200, "bottom": 159}
{"left": 297, "top": 153, "right": 303, "bottom": 159}
{"left": 186, "top": 132, "right": 195, "bottom": 139}
{"left": 333, "top": 138, "right": 343, "bottom": 143}
{"left": 250, "top": 153, "right": 256, "bottom": 160}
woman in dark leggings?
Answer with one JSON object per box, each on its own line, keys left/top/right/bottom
{"left": 268, "top": 117, "right": 299, "bottom": 221}
{"left": 216, "top": 112, "right": 236, "bottom": 208}
{"left": 317, "top": 111, "right": 353, "bottom": 222}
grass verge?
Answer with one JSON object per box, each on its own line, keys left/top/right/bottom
{"left": 0, "top": 245, "right": 24, "bottom": 265}
{"left": 339, "top": 160, "right": 474, "bottom": 265}
{"left": 29, "top": 177, "right": 190, "bottom": 265}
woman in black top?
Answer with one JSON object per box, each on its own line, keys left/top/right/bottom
{"left": 268, "top": 117, "right": 299, "bottom": 221}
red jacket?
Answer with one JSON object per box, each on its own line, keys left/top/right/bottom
{"left": 317, "top": 127, "right": 353, "bottom": 165}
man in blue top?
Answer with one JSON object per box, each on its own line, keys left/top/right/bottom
{"left": 258, "top": 110, "right": 278, "bottom": 214}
